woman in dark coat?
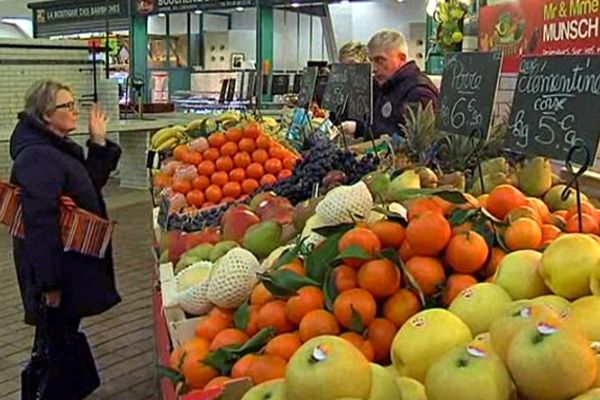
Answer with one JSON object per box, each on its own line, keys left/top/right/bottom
{"left": 10, "top": 80, "right": 121, "bottom": 398}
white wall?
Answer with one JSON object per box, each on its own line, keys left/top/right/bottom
{"left": 329, "top": 0, "right": 427, "bottom": 48}
{"left": 273, "top": 10, "right": 325, "bottom": 71}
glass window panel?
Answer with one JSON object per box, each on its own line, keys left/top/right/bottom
{"left": 147, "top": 15, "right": 167, "bottom": 69}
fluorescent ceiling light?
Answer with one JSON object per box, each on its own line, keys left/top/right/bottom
{"left": 291, "top": 3, "right": 300, "bottom": 8}
{"left": 194, "top": 10, "right": 203, "bottom": 14}
{"left": 158, "top": 13, "right": 166, "bottom": 17}
{"left": 235, "top": 6, "right": 244, "bottom": 11}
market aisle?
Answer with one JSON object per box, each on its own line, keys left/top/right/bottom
{"left": 0, "top": 187, "right": 158, "bottom": 400}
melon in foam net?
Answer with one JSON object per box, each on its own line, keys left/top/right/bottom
{"left": 207, "top": 248, "right": 261, "bottom": 309}
{"left": 316, "top": 181, "right": 373, "bottom": 225}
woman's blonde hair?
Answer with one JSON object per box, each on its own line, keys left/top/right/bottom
{"left": 338, "top": 41, "right": 369, "bottom": 64}
{"left": 24, "top": 79, "right": 72, "bottom": 122}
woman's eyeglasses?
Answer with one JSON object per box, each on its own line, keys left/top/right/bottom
{"left": 54, "top": 101, "right": 78, "bottom": 112}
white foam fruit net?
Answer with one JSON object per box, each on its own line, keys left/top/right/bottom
{"left": 316, "top": 181, "right": 374, "bottom": 225}
{"left": 173, "top": 261, "right": 214, "bottom": 315}
{"left": 207, "top": 248, "right": 261, "bottom": 309}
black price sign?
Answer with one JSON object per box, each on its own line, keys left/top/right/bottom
{"left": 322, "top": 63, "right": 372, "bottom": 121}
{"left": 438, "top": 52, "right": 502, "bottom": 139}
{"left": 271, "top": 74, "right": 290, "bottom": 95}
{"left": 297, "top": 67, "right": 318, "bottom": 109}
{"left": 507, "top": 55, "right": 600, "bottom": 165}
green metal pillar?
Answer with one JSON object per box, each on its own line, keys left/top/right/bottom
{"left": 256, "top": 4, "right": 274, "bottom": 103}
{"left": 130, "top": 15, "right": 148, "bottom": 101}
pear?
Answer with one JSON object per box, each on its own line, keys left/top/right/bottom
{"left": 438, "top": 171, "right": 466, "bottom": 191}
{"left": 369, "top": 363, "right": 403, "bottom": 400}
{"left": 363, "top": 171, "right": 391, "bottom": 200}
{"left": 387, "top": 170, "right": 421, "bottom": 202}
{"left": 567, "top": 296, "right": 600, "bottom": 342}
{"left": 425, "top": 343, "right": 512, "bottom": 400}
{"left": 469, "top": 172, "right": 509, "bottom": 197}
{"left": 285, "top": 336, "right": 372, "bottom": 400}
{"left": 241, "top": 378, "right": 285, "bottom": 400}
{"left": 494, "top": 250, "right": 551, "bottom": 300}
{"left": 531, "top": 295, "right": 571, "bottom": 319}
{"left": 518, "top": 157, "right": 553, "bottom": 197}
{"left": 396, "top": 377, "right": 427, "bottom": 400}
{"left": 242, "top": 221, "right": 283, "bottom": 259}
{"left": 481, "top": 157, "right": 509, "bottom": 176}
{"left": 185, "top": 243, "right": 214, "bottom": 260}
{"left": 209, "top": 241, "right": 238, "bottom": 262}
{"left": 417, "top": 167, "right": 438, "bottom": 189}
{"left": 294, "top": 197, "right": 321, "bottom": 231}
{"left": 507, "top": 316, "right": 597, "bottom": 400}
{"left": 391, "top": 309, "right": 472, "bottom": 382}
{"left": 540, "top": 234, "right": 600, "bottom": 300}
{"left": 449, "top": 283, "right": 513, "bottom": 335}
{"left": 489, "top": 300, "right": 556, "bottom": 362}
{"left": 544, "top": 184, "right": 589, "bottom": 211}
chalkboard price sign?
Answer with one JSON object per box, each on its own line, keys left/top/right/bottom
{"left": 297, "top": 67, "right": 318, "bottom": 109}
{"left": 272, "top": 74, "right": 290, "bottom": 95}
{"left": 507, "top": 55, "right": 600, "bottom": 165}
{"left": 322, "top": 63, "right": 372, "bottom": 121}
{"left": 438, "top": 52, "right": 502, "bottom": 139}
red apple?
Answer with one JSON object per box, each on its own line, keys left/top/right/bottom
{"left": 221, "top": 205, "right": 261, "bottom": 243}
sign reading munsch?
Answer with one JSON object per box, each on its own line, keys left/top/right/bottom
{"left": 31, "top": 0, "right": 128, "bottom": 25}
{"left": 133, "top": 0, "right": 255, "bottom": 15}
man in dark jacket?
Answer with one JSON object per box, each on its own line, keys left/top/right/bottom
{"left": 10, "top": 81, "right": 122, "bottom": 328}
{"left": 368, "top": 29, "right": 439, "bottom": 137}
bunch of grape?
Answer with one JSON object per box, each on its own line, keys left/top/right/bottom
{"left": 267, "top": 136, "right": 379, "bottom": 204}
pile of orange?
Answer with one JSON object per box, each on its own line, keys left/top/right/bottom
{"left": 153, "top": 121, "right": 299, "bottom": 209}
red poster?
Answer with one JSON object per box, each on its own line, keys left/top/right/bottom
{"left": 480, "top": 0, "right": 600, "bottom": 72}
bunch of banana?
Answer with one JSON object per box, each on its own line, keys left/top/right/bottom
{"left": 216, "top": 111, "right": 242, "bottom": 129}
{"left": 150, "top": 125, "right": 189, "bottom": 152}
{"left": 186, "top": 117, "right": 218, "bottom": 138}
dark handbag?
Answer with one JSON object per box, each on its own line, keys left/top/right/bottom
{"left": 21, "top": 307, "right": 100, "bottom": 400}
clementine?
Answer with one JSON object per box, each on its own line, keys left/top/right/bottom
{"left": 333, "top": 288, "right": 377, "bottom": 329}
{"left": 299, "top": 309, "right": 340, "bottom": 342}
{"left": 369, "top": 220, "right": 406, "bottom": 249}
{"left": 338, "top": 227, "right": 382, "bottom": 268}
{"left": 257, "top": 300, "right": 295, "bottom": 334}
{"left": 406, "top": 211, "right": 451, "bottom": 256}
{"left": 382, "top": 289, "right": 421, "bottom": 328}
{"left": 286, "top": 286, "right": 325, "bottom": 325}
{"left": 357, "top": 259, "right": 401, "bottom": 298}
{"left": 444, "top": 231, "right": 489, "bottom": 274}
{"left": 486, "top": 185, "right": 528, "bottom": 220}
{"left": 441, "top": 274, "right": 478, "bottom": 307}
{"left": 405, "top": 256, "right": 446, "bottom": 295}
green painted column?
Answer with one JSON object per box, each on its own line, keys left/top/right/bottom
{"left": 130, "top": 15, "right": 149, "bottom": 101}
{"left": 258, "top": 5, "right": 274, "bottom": 103}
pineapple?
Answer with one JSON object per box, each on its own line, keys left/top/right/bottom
{"left": 398, "top": 102, "right": 439, "bottom": 167}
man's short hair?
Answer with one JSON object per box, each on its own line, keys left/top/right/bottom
{"left": 367, "top": 29, "right": 409, "bottom": 56}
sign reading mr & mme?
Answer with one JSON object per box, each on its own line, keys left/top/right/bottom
{"left": 543, "top": 0, "right": 600, "bottom": 42}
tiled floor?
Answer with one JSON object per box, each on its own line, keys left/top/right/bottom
{"left": 0, "top": 186, "right": 159, "bottom": 400}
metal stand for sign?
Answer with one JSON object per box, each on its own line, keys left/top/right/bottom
{"left": 329, "top": 94, "right": 350, "bottom": 150}
{"left": 562, "top": 144, "right": 591, "bottom": 233}
{"left": 363, "top": 112, "right": 380, "bottom": 164}
{"left": 468, "top": 128, "right": 487, "bottom": 194}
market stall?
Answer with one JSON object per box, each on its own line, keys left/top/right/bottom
{"left": 145, "top": 35, "right": 600, "bottom": 400}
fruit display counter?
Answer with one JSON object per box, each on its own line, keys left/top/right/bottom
{"left": 149, "top": 105, "right": 600, "bottom": 400}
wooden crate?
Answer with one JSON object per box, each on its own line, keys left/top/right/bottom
{"left": 159, "top": 262, "right": 205, "bottom": 348}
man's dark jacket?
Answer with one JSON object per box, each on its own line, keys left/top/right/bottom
{"left": 10, "top": 112, "right": 121, "bottom": 325}
{"left": 368, "top": 61, "right": 440, "bottom": 138}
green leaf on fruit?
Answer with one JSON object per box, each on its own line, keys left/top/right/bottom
{"left": 305, "top": 231, "right": 345, "bottom": 283}
{"left": 271, "top": 239, "right": 305, "bottom": 271}
{"left": 473, "top": 220, "right": 496, "bottom": 248}
{"left": 372, "top": 206, "right": 408, "bottom": 227}
{"left": 381, "top": 248, "right": 426, "bottom": 306}
{"left": 448, "top": 209, "right": 478, "bottom": 226}
{"left": 495, "top": 230, "right": 511, "bottom": 253}
{"left": 350, "top": 306, "right": 365, "bottom": 334}
{"left": 336, "top": 245, "right": 373, "bottom": 262}
{"left": 234, "top": 303, "right": 250, "bottom": 331}
{"left": 258, "top": 273, "right": 298, "bottom": 298}
{"left": 312, "top": 223, "right": 355, "bottom": 238}
{"left": 156, "top": 364, "right": 184, "bottom": 383}
{"left": 203, "top": 328, "right": 275, "bottom": 376}
{"left": 323, "top": 268, "right": 339, "bottom": 312}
